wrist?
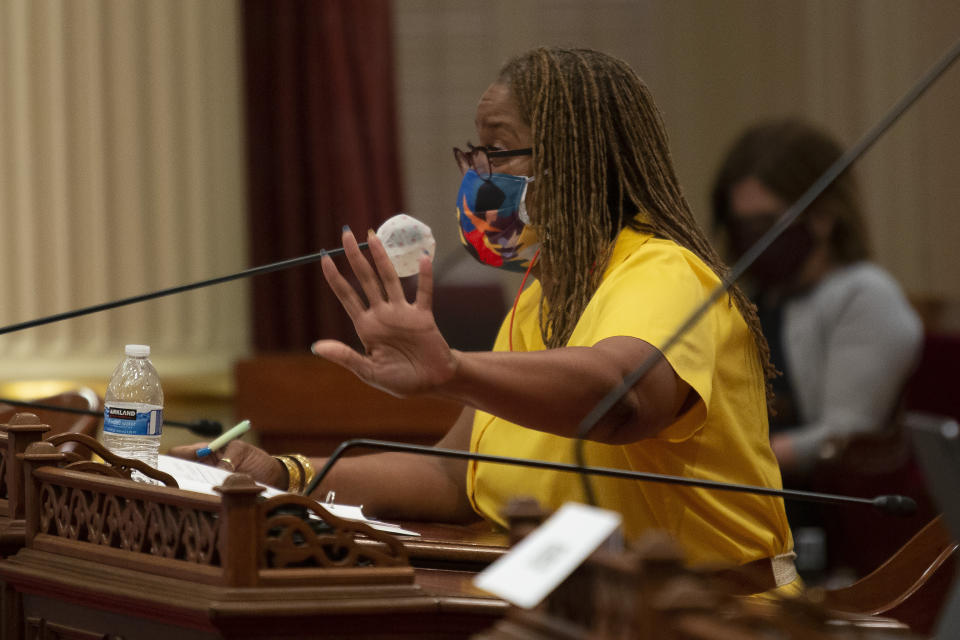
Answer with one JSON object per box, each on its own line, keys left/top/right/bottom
{"left": 434, "top": 349, "right": 467, "bottom": 397}
{"left": 273, "top": 455, "right": 289, "bottom": 490}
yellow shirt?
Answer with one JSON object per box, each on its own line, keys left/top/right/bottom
{"left": 466, "top": 226, "right": 794, "bottom": 568}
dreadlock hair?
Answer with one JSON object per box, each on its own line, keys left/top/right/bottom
{"left": 498, "top": 47, "right": 776, "bottom": 388}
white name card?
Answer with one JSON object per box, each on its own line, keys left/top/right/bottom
{"left": 473, "top": 502, "right": 622, "bottom": 609}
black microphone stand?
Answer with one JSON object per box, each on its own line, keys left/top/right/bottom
{"left": 0, "top": 244, "right": 368, "bottom": 336}
{"left": 306, "top": 438, "right": 917, "bottom": 517}
{"left": 0, "top": 238, "right": 379, "bottom": 438}
{"left": 0, "top": 397, "right": 222, "bottom": 438}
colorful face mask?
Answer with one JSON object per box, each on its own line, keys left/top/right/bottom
{"left": 456, "top": 169, "right": 540, "bottom": 272}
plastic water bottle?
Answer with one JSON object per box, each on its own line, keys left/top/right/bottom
{"left": 102, "top": 344, "right": 164, "bottom": 482}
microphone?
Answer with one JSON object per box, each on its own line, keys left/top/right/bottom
{"left": 305, "top": 438, "right": 917, "bottom": 518}
{"left": 571, "top": 34, "right": 960, "bottom": 505}
{"left": 0, "top": 214, "right": 435, "bottom": 337}
{"left": 0, "top": 397, "right": 222, "bottom": 438}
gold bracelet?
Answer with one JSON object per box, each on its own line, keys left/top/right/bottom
{"left": 283, "top": 453, "right": 316, "bottom": 495}
{"left": 274, "top": 455, "right": 303, "bottom": 494}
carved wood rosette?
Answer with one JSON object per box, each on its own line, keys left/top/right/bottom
{"left": 260, "top": 493, "right": 408, "bottom": 569}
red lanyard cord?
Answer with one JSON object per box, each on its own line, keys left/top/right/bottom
{"left": 508, "top": 249, "right": 540, "bottom": 352}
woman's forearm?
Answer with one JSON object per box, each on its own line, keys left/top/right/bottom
{"left": 436, "top": 335, "right": 690, "bottom": 444}
{"left": 305, "top": 451, "right": 478, "bottom": 522}
{"left": 302, "top": 406, "right": 479, "bottom": 522}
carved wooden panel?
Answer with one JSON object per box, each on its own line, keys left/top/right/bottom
{"left": 36, "top": 482, "right": 220, "bottom": 565}
{"left": 23, "top": 449, "right": 417, "bottom": 589}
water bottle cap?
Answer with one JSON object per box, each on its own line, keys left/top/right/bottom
{"left": 125, "top": 344, "right": 151, "bottom": 357}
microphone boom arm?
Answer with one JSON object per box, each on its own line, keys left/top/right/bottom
{"left": 0, "top": 397, "right": 222, "bottom": 438}
{"left": 307, "top": 438, "right": 916, "bottom": 517}
{"left": 0, "top": 244, "right": 368, "bottom": 336}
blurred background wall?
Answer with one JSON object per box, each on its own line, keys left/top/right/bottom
{"left": 0, "top": 0, "right": 247, "bottom": 382}
{"left": 397, "top": 0, "right": 960, "bottom": 326}
{"left": 1, "top": 0, "right": 958, "bottom": 442}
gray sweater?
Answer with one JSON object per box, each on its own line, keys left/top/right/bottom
{"left": 780, "top": 262, "right": 923, "bottom": 469}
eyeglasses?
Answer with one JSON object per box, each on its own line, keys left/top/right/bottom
{"left": 453, "top": 142, "right": 532, "bottom": 179}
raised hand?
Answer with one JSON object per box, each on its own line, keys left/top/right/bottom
{"left": 311, "top": 226, "right": 458, "bottom": 397}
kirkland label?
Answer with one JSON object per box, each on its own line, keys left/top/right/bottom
{"left": 103, "top": 402, "right": 163, "bottom": 436}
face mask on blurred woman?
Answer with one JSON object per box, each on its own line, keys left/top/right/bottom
{"left": 727, "top": 214, "right": 816, "bottom": 290}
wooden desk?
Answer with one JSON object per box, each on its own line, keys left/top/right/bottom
{"left": 393, "top": 522, "right": 508, "bottom": 571}
{"left": 0, "top": 441, "right": 508, "bottom": 639}
{"left": 3, "top": 554, "right": 506, "bottom": 639}
{"left": 1, "top": 434, "right": 953, "bottom": 638}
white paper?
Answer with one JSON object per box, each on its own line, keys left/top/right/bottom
{"left": 158, "top": 454, "right": 283, "bottom": 496}
{"left": 322, "top": 503, "right": 420, "bottom": 536}
{"left": 156, "top": 455, "right": 419, "bottom": 536}
{"left": 472, "top": 502, "right": 622, "bottom": 609}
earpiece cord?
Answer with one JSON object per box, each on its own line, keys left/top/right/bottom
{"left": 508, "top": 249, "right": 540, "bottom": 352}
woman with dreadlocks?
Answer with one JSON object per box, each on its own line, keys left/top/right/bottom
{"left": 174, "top": 47, "right": 797, "bottom": 592}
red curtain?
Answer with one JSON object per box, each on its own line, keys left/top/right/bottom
{"left": 241, "top": 0, "right": 403, "bottom": 351}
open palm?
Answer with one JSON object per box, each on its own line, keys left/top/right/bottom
{"left": 311, "top": 228, "right": 457, "bottom": 397}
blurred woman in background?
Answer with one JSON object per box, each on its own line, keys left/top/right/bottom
{"left": 711, "top": 119, "right": 922, "bottom": 479}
